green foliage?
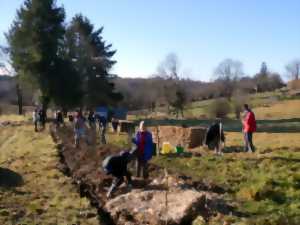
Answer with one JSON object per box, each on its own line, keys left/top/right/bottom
{"left": 7, "top": 2, "right": 121, "bottom": 110}
{"left": 6, "top": 0, "right": 66, "bottom": 108}
{"left": 64, "top": 14, "right": 122, "bottom": 108}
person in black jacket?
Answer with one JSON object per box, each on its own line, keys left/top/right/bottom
{"left": 205, "top": 121, "right": 225, "bottom": 155}
{"left": 102, "top": 150, "right": 135, "bottom": 198}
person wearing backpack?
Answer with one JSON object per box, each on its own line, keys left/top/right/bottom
{"left": 102, "top": 150, "right": 135, "bottom": 198}
{"left": 132, "top": 121, "right": 153, "bottom": 179}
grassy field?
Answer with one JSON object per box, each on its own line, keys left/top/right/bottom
{"left": 0, "top": 121, "right": 98, "bottom": 225}
{"left": 152, "top": 132, "right": 300, "bottom": 224}
{"left": 145, "top": 97, "right": 300, "bottom": 225}
{"left": 254, "top": 100, "right": 300, "bottom": 120}
{"left": 0, "top": 90, "right": 299, "bottom": 224}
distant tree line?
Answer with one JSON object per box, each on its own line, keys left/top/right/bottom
{"left": 115, "top": 57, "right": 285, "bottom": 115}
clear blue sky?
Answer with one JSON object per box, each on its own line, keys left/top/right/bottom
{"left": 1, "top": 0, "right": 300, "bottom": 81}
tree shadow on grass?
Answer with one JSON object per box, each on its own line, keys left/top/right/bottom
{"left": 158, "top": 152, "right": 193, "bottom": 158}
{"left": 0, "top": 167, "right": 23, "bottom": 188}
{"left": 260, "top": 156, "right": 300, "bottom": 163}
{"left": 223, "top": 145, "right": 245, "bottom": 153}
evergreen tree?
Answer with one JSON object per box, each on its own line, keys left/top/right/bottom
{"left": 6, "top": 0, "right": 66, "bottom": 109}
{"left": 64, "top": 14, "right": 122, "bottom": 108}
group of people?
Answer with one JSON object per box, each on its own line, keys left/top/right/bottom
{"left": 102, "top": 121, "right": 153, "bottom": 198}
{"left": 31, "top": 104, "right": 256, "bottom": 198}
{"left": 103, "top": 104, "right": 256, "bottom": 197}
{"left": 205, "top": 104, "right": 257, "bottom": 155}
{"left": 72, "top": 110, "right": 110, "bottom": 148}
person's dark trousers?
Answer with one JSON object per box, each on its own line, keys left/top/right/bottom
{"left": 108, "top": 171, "right": 132, "bottom": 195}
{"left": 34, "top": 121, "right": 38, "bottom": 132}
{"left": 100, "top": 127, "right": 106, "bottom": 144}
{"left": 136, "top": 159, "right": 148, "bottom": 179}
{"left": 244, "top": 132, "right": 255, "bottom": 152}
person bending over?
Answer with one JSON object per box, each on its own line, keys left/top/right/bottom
{"left": 102, "top": 150, "right": 135, "bottom": 198}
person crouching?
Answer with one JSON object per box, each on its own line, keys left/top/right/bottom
{"left": 205, "top": 120, "right": 225, "bottom": 155}
{"left": 102, "top": 150, "right": 135, "bottom": 198}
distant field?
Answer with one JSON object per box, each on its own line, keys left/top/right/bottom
{"left": 129, "top": 90, "right": 300, "bottom": 121}
{"left": 255, "top": 100, "right": 300, "bottom": 119}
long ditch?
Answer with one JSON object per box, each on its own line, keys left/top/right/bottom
{"left": 50, "top": 125, "right": 240, "bottom": 225}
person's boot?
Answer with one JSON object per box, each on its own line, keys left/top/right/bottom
{"left": 75, "top": 139, "right": 79, "bottom": 148}
{"left": 127, "top": 183, "right": 133, "bottom": 191}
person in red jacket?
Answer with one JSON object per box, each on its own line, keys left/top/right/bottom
{"left": 242, "top": 104, "right": 257, "bottom": 152}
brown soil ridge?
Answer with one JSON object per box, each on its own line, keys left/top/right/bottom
{"left": 51, "top": 125, "right": 238, "bottom": 225}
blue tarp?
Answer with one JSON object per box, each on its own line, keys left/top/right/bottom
{"left": 113, "top": 108, "right": 127, "bottom": 120}
{"left": 95, "top": 106, "right": 108, "bottom": 119}
{"left": 95, "top": 107, "right": 127, "bottom": 120}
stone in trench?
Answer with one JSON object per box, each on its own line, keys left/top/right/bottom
{"left": 104, "top": 189, "right": 207, "bottom": 225}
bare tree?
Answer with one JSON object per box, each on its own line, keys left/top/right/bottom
{"left": 213, "top": 58, "right": 244, "bottom": 100}
{"left": 214, "top": 58, "right": 244, "bottom": 80}
{"left": 286, "top": 59, "right": 300, "bottom": 80}
{"left": 157, "top": 53, "right": 180, "bottom": 80}
{"left": 157, "top": 53, "right": 187, "bottom": 118}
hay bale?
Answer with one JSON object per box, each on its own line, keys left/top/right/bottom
{"left": 189, "top": 127, "right": 207, "bottom": 148}
{"left": 150, "top": 125, "right": 207, "bottom": 149}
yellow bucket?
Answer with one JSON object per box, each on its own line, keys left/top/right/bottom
{"left": 161, "top": 142, "right": 173, "bottom": 154}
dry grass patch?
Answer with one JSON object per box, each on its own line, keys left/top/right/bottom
{"left": 0, "top": 123, "right": 99, "bottom": 225}
{"left": 254, "top": 100, "right": 300, "bottom": 120}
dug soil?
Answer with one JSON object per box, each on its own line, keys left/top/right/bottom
{"left": 52, "top": 125, "right": 236, "bottom": 225}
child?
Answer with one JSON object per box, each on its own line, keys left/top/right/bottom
{"left": 102, "top": 150, "right": 135, "bottom": 198}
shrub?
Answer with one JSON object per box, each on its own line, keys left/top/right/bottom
{"left": 207, "top": 99, "right": 231, "bottom": 118}
{"left": 231, "top": 91, "right": 249, "bottom": 119}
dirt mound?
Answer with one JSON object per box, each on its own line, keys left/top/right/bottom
{"left": 151, "top": 126, "right": 207, "bottom": 149}
{"left": 52, "top": 125, "right": 233, "bottom": 225}
{"left": 104, "top": 173, "right": 221, "bottom": 225}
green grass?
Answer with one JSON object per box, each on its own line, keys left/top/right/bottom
{"left": 152, "top": 132, "right": 300, "bottom": 225}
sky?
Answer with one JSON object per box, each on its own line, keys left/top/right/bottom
{"left": 1, "top": 0, "right": 300, "bottom": 81}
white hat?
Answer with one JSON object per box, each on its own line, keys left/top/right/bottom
{"left": 139, "top": 121, "right": 145, "bottom": 131}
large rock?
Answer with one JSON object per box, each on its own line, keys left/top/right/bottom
{"left": 105, "top": 188, "right": 208, "bottom": 225}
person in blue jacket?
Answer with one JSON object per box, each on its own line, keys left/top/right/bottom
{"left": 132, "top": 121, "right": 153, "bottom": 179}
